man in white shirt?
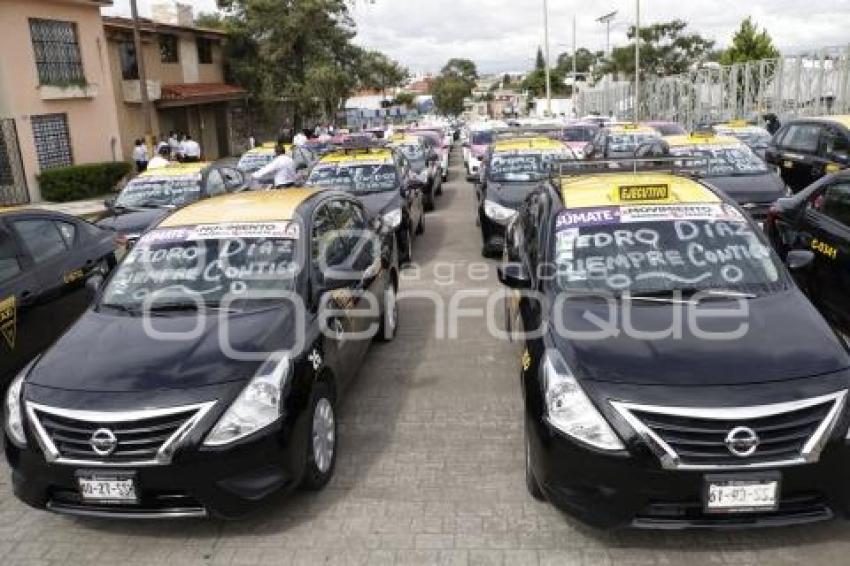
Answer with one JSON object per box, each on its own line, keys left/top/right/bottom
{"left": 181, "top": 135, "right": 202, "bottom": 162}
{"left": 147, "top": 146, "right": 171, "bottom": 170}
{"left": 131, "top": 139, "right": 148, "bottom": 173}
{"left": 293, "top": 130, "right": 308, "bottom": 147}
{"left": 253, "top": 139, "right": 297, "bottom": 188}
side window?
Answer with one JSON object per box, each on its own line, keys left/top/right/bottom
{"left": 0, "top": 229, "right": 22, "bottom": 283}
{"left": 312, "top": 202, "right": 348, "bottom": 269}
{"left": 56, "top": 221, "right": 76, "bottom": 247}
{"left": 219, "top": 167, "right": 244, "bottom": 192}
{"left": 818, "top": 183, "right": 850, "bottom": 227}
{"left": 822, "top": 128, "right": 850, "bottom": 159}
{"left": 13, "top": 219, "right": 68, "bottom": 263}
{"left": 782, "top": 124, "right": 822, "bottom": 153}
{"left": 206, "top": 169, "right": 226, "bottom": 196}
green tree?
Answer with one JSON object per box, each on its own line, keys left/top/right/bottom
{"left": 392, "top": 92, "right": 416, "bottom": 107}
{"left": 194, "top": 12, "right": 226, "bottom": 30}
{"left": 720, "top": 18, "right": 780, "bottom": 64}
{"left": 430, "top": 76, "right": 470, "bottom": 115}
{"left": 535, "top": 46, "right": 546, "bottom": 71}
{"left": 441, "top": 58, "right": 478, "bottom": 86}
{"left": 555, "top": 48, "right": 602, "bottom": 76}
{"left": 597, "top": 20, "right": 715, "bottom": 80}
{"left": 358, "top": 50, "right": 410, "bottom": 99}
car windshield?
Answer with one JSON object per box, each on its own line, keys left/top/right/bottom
{"left": 116, "top": 175, "right": 202, "bottom": 208}
{"left": 237, "top": 152, "right": 274, "bottom": 173}
{"left": 396, "top": 144, "right": 425, "bottom": 161}
{"left": 552, "top": 206, "right": 784, "bottom": 296}
{"left": 562, "top": 127, "right": 596, "bottom": 142}
{"left": 650, "top": 123, "right": 687, "bottom": 136}
{"left": 488, "top": 150, "right": 569, "bottom": 182}
{"left": 472, "top": 131, "right": 494, "bottom": 145}
{"left": 307, "top": 163, "right": 398, "bottom": 193}
{"left": 100, "top": 223, "right": 301, "bottom": 310}
{"left": 669, "top": 143, "right": 769, "bottom": 176}
{"left": 726, "top": 129, "right": 773, "bottom": 149}
{"left": 607, "top": 131, "right": 660, "bottom": 153}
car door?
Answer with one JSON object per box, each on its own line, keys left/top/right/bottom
{"left": 774, "top": 122, "right": 824, "bottom": 192}
{"left": 820, "top": 126, "right": 850, "bottom": 175}
{"left": 396, "top": 153, "right": 421, "bottom": 229}
{"left": 794, "top": 180, "right": 850, "bottom": 331}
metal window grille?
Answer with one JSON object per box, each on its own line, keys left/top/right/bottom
{"left": 160, "top": 34, "right": 179, "bottom": 63}
{"left": 197, "top": 37, "right": 213, "bottom": 64}
{"left": 29, "top": 19, "right": 84, "bottom": 85}
{"left": 31, "top": 114, "right": 73, "bottom": 171}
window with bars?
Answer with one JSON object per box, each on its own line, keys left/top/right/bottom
{"left": 118, "top": 41, "right": 139, "bottom": 80}
{"left": 197, "top": 37, "right": 214, "bottom": 64}
{"left": 31, "top": 114, "right": 73, "bottom": 171}
{"left": 160, "top": 34, "right": 179, "bottom": 63}
{"left": 29, "top": 19, "right": 85, "bottom": 86}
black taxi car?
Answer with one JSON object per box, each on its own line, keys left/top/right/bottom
{"left": 5, "top": 188, "right": 399, "bottom": 519}
{"left": 765, "top": 115, "right": 850, "bottom": 193}
{"left": 305, "top": 145, "right": 424, "bottom": 264}
{"left": 588, "top": 123, "right": 661, "bottom": 159}
{"left": 1, "top": 208, "right": 116, "bottom": 387}
{"left": 766, "top": 169, "right": 850, "bottom": 334}
{"left": 387, "top": 134, "right": 441, "bottom": 211}
{"left": 478, "top": 136, "right": 574, "bottom": 257}
{"left": 499, "top": 161, "right": 850, "bottom": 528}
{"left": 636, "top": 132, "right": 786, "bottom": 221}
{"left": 98, "top": 162, "right": 246, "bottom": 248}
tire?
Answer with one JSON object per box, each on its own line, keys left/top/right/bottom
{"left": 424, "top": 192, "right": 435, "bottom": 212}
{"left": 300, "top": 380, "right": 337, "bottom": 491}
{"left": 525, "top": 423, "right": 545, "bottom": 501}
{"left": 376, "top": 282, "right": 398, "bottom": 342}
{"left": 399, "top": 225, "right": 413, "bottom": 264}
{"left": 416, "top": 211, "right": 424, "bottom": 235}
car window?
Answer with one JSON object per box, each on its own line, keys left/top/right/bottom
{"left": 56, "top": 221, "right": 76, "bottom": 247}
{"left": 13, "top": 219, "right": 68, "bottom": 263}
{"left": 220, "top": 167, "right": 244, "bottom": 191}
{"left": 818, "top": 182, "right": 850, "bottom": 227}
{"left": 312, "top": 202, "right": 348, "bottom": 269}
{"left": 822, "top": 128, "right": 850, "bottom": 158}
{"left": 0, "top": 230, "right": 22, "bottom": 283}
{"left": 782, "top": 124, "right": 821, "bottom": 153}
{"left": 206, "top": 169, "right": 226, "bottom": 196}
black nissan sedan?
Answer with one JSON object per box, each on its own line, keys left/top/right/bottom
{"left": 5, "top": 188, "right": 399, "bottom": 519}
{"left": 500, "top": 167, "right": 850, "bottom": 529}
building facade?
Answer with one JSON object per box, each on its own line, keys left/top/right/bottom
{"left": 102, "top": 16, "right": 244, "bottom": 164}
{"left": 0, "top": 0, "right": 123, "bottom": 204}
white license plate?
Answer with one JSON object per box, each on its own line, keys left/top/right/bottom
{"left": 705, "top": 477, "right": 779, "bottom": 514}
{"left": 78, "top": 475, "right": 137, "bottom": 504}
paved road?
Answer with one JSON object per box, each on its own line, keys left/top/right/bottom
{"left": 3, "top": 150, "right": 850, "bottom": 565}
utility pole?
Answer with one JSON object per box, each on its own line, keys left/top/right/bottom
{"left": 572, "top": 15, "right": 577, "bottom": 85}
{"left": 543, "top": 0, "right": 552, "bottom": 116}
{"left": 130, "top": 0, "right": 154, "bottom": 149}
{"left": 596, "top": 11, "right": 617, "bottom": 117}
{"left": 634, "top": 0, "right": 640, "bottom": 122}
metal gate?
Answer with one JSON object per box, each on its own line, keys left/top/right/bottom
{"left": 0, "top": 118, "right": 29, "bottom": 206}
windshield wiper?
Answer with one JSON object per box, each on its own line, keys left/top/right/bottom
{"left": 625, "top": 288, "right": 757, "bottom": 301}
{"left": 146, "top": 302, "right": 241, "bottom": 314}
{"left": 99, "top": 302, "right": 139, "bottom": 315}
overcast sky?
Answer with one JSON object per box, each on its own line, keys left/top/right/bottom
{"left": 106, "top": 0, "right": 850, "bottom": 75}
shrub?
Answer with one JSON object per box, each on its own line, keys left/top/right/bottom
{"left": 37, "top": 161, "right": 132, "bottom": 202}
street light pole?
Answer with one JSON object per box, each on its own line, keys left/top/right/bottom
{"left": 130, "top": 0, "right": 154, "bottom": 148}
{"left": 634, "top": 0, "right": 640, "bottom": 122}
{"left": 543, "top": 0, "right": 552, "bottom": 116}
{"left": 596, "top": 10, "right": 617, "bottom": 117}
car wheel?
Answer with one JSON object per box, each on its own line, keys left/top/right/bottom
{"left": 525, "top": 423, "right": 545, "bottom": 501}
{"left": 424, "top": 193, "right": 435, "bottom": 212}
{"left": 300, "top": 381, "right": 337, "bottom": 491}
{"left": 376, "top": 282, "right": 398, "bottom": 342}
{"left": 416, "top": 211, "right": 424, "bottom": 235}
{"left": 400, "top": 225, "right": 413, "bottom": 264}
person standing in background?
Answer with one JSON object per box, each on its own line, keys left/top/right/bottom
{"left": 253, "top": 137, "right": 297, "bottom": 188}
{"left": 293, "top": 130, "right": 308, "bottom": 146}
{"left": 168, "top": 131, "right": 180, "bottom": 157}
{"left": 181, "top": 135, "right": 201, "bottom": 163}
{"left": 132, "top": 139, "right": 148, "bottom": 173}
{"left": 156, "top": 135, "right": 170, "bottom": 157}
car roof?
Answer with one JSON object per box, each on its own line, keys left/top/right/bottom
{"left": 138, "top": 162, "right": 210, "bottom": 177}
{"left": 243, "top": 142, "right": 289, "bottom": 156}
{"left": 663, "top": 133, "right": 742, "bottom": 147}
{"left": 558, "top": 172, "right": 722, "bottom": 209}
{"left": 158, "top": 188, "right": 324, "bottom": 227}
{"left": 388, "top": 134, "right": 422, "bottom": 145}
{"left": 606, "top": 123, "right": 657, "bottom": 134}
{"left": 493, "top": 137, "right": 566, "bottom": 151}
{"left": 319, "top": 148, "right": 394, "bottom": 164}
{"left": 794, "top": 115, "right": 850, "bottom": 128}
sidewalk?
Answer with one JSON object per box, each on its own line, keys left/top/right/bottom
{"left": 28, "top": 197, "right": 108, "bottom": 220}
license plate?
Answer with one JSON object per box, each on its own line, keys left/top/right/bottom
{"left": 704, "top": 474, "right": 779, "bottom": 514}
{"left": 783, "top": 160, "right": 794, "bottom": 169}
{"left": 77, "top": 472, "right": 137, "bottom": 504}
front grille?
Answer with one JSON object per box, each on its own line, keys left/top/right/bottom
{"left": 48, "top": 488, "right": 207, "bottom": 519}
{"left": 27, "top": 402, "right": 215, "bottom": 466}
{"left": 612, "top": 392, "right": 846, "bottom": 470}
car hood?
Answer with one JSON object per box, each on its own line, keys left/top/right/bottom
{"left": 97, "top": 208, "right": 170, "bottom": 235}
{"left": 552, "top": 290, "right": 850, "bottom": 386}
{"left": 703, "top": 173, "right": 785, "bottom": 204}
{"left": 487, "top": 181, "right": 541, "bottom": 207}
{"left": 358, "top": 191, "right": 401, "bottom": 219}
{"left": 26, "top": 305, "right": 301, "bottom": 392}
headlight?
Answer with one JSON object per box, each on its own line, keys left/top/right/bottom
{"left": 382, "top": 208, "right": 403, "bottom": 230}
{"left": 542, "top": 351, "right": 624, "bottom": 451}
{"left": 203, "top": 354, "right": 290, "bottom": 446}
{"left": 483, "top": 200, "right": 517, "bottom": 225}
{"left": 5, "top": 368, "right": 28, "bottom": 447}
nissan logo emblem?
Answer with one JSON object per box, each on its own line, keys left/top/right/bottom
{"left": 89, "top": 428, "right": 118, "bottom": 456}
{"left": 725, "top": 426, "right": 759, "bottom": 458}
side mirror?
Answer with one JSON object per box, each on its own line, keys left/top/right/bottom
{"left": 497, "top": 263, "right": 531, "bottom": 289}
{"left": 787, "top": 250, "right": 815, "bottom": 271}
{"left": 85, "top": 274, "right": 105, "bottom": 294}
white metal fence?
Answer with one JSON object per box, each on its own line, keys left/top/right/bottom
{"left": 576, "top": 46, "right": 850, "bottom": 129}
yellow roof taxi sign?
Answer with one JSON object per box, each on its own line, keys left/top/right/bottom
{"left": 560, "top": 173, "right": 721, "bottom": 209}
{"left": 160, "top": 188, "right": 321, "bottom": 227}
{"left": 320, "top": 148, "right": 394, "bottom": 164}
{"left": 664, "top": 133, "right": 740, "bottom": 147}
{"left": 493, "top": 137, "right": 566, "bottom": 152}
{"left": 140, "top": 162, "right": 209, "bottom": 177}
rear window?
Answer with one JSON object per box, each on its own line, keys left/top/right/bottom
{"left": 472, "top": 131, "right": 494, "bottom": 145}
{"left": 562, "top": 127, "right": 596, "bottom": 142}
{"left": 552, "top": 205, "right": 783, "bottom": 295}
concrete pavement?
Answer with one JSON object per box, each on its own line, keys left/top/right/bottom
{"left": 2, "top": 149, "right": 850, "bottom": 565}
